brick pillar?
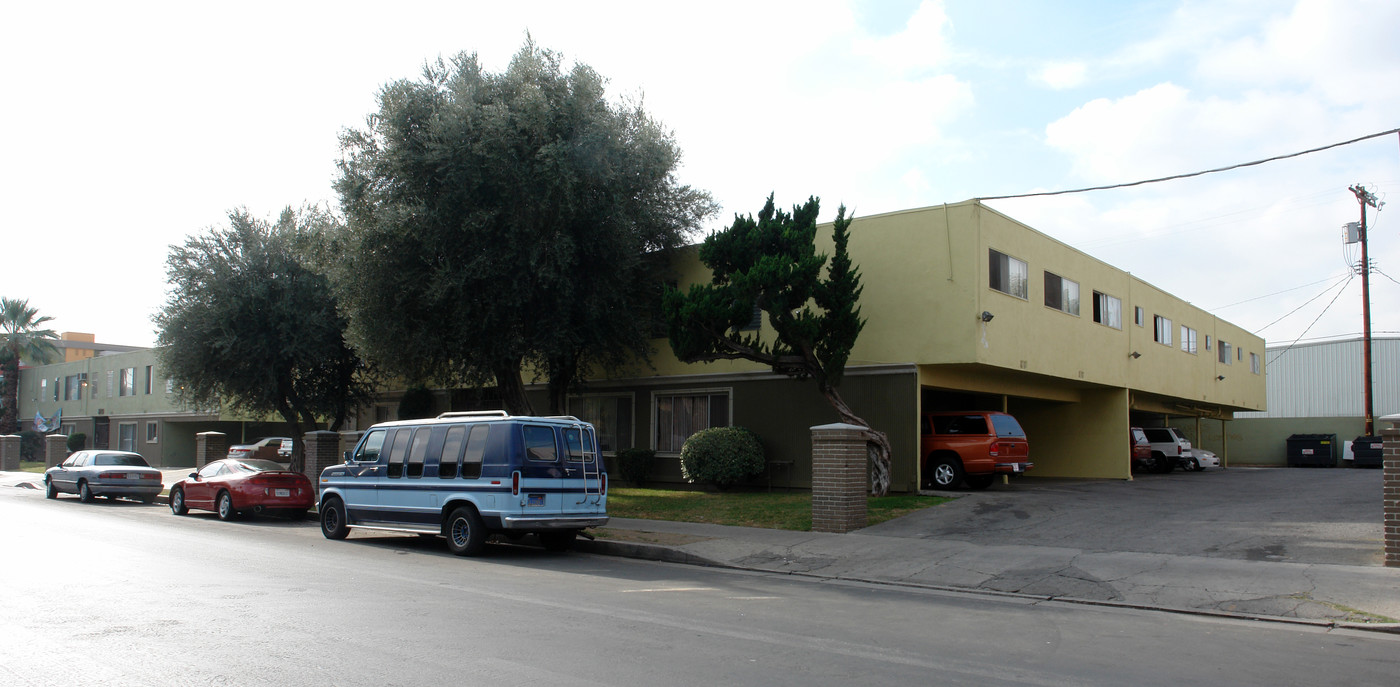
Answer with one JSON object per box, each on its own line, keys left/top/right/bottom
{"left": 0, "top": 435, "right": 20, "bottom": 471}
{"left": 45, "top": 435, "right": 68, "bottom": 469}
{"left": 195, "top": 432, "right": 227, "bottom": 469}
{"left": 1383, "top": 426, "right": 1400, "bottom": 568}
{"left": 338, "top": 431, "right": 363, "bottom": 461}
{"left": 811, "top": 423, "right": 869, "bottom": 533}
{"left": 304, "top": 431, "right": 344, "bottom": 503}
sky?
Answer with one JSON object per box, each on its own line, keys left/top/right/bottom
{"left": 3, "top": 0, "right": 1397, "bottom": 354}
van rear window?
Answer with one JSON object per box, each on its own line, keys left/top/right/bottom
{"left": 564, "top": 428, "right": 595, "bottom": 463}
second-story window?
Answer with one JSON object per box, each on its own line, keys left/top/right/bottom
{"left": 1180, "top": 326, "right": 1197, "bottom": 354}
{"left": 989, "top": 249, "right": 1028, "bottom": 299}
{"left": 1044, "top": 272, "right": 1080, "bottom": 315}
{"left": 1092, "top": 292, "right": 1121, "bottom": 329}
{"left": 1153, "top": 316, "right": 1173, "bottom": 346}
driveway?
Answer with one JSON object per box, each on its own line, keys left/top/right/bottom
{"left": 866, "top": 467, "right": 1385, "bottom": 567}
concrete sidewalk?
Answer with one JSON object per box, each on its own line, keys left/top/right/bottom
{"left": 578, "top": 516, "right": 1400, "bottom": 633}
{"left": 8, "top": 468, "right": 1398, "bottom": 632}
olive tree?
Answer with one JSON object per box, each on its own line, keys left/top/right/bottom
{"left": 331, "top": 41, "right": 715, "bottom": 414}
{"left": 155, "top": 207, "right": 377, "bottom": 471}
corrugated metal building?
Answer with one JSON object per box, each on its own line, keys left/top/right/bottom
{"left": 1176, "top": 336, "right": 1400, "bottom": 466}
{"left": 1235, "top": 337, "right": 1400, "bottom": 419}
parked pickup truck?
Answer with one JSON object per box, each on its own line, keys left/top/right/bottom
{"left": 920, "top": 411, "right": 1033, "bottom": 490}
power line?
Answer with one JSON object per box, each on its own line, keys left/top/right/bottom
{"left": 1267, "top": 276, "right": 1357, "bottom": 365}
{"left": 1211, "top": 272, "right": 1351, "bottom": 310}
{"left": 978, "top": 128, "right": 1400, "bottom": 202}
{"left": 1255, "top": 273, "right": 1352, "bottom": 335}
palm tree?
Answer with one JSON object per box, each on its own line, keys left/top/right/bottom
{"left": 1, "top": 298, "right": 60, "bottom": 434}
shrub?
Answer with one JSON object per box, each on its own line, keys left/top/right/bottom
{"left": 679, "top": 426, "right": 765, "bottom": 489}
{"left": 19, "top": 430, "right": 44, "bottom": 461}
{"left": 616, "top": 447, "right": 656, "bottom": 486}
{"left": 66, "top": 433, "right": 87, "bottom": 452}
{"left": 397, "top": 386, "right": 436, "bottom": 420}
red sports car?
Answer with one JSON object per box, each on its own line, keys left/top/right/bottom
{"left": 170, "top": 458, "right": 314, "bottom": 520}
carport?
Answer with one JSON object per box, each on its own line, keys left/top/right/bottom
{"left": 918, "top": 364, "right": 1133, "bottom": 482}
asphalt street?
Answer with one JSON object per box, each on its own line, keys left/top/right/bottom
{"left": 3, "top": 489, "right": 1398, "bottom": 686}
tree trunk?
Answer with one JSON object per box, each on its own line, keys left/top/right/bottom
{"left": 817, "top": 379, "right": 893, "bottom": 497}
{"left": 0, "top": 355, "right": 18, "bottom": 435}
{"left": 492, "top": 361, "right": 534, "bottom": 416}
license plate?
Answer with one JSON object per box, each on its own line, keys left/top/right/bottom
{"left": 275, "top": 488, "right": 290, "bottom": 497}
{"left": 1302, "top": 449, "right": 1314, "bottom": 455}
{"left": 527, "top": 494, "right": 546, "bottom": 507}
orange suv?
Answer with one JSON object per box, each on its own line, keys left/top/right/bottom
{"left": 921, "top": 411, "right": 1033, "bottom": 490}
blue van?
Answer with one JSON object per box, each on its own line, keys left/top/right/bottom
{"left": 317, "top": 411, "right": 608, "bottom": 556}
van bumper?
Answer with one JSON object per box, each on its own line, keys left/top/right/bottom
{"left": 501, "top": 515, "right": 610, "bottom": 530}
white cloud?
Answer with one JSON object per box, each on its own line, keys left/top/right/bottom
{"left": 851, "top": 0, "right": 954, "bottom": 72}
{"left": 1032, "top": 61, "right": 1087, "bottom": 90}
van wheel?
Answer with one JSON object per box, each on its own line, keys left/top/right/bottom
{"left": 445, "top": 506, "right": 487, "bottom": 556}
{"left": 320, "top": 497, "right": 350, "bottom": 540}
{"left": 964, "top": 474, "right": 995, "bottom": 490}
{"left": 540, "top": 531, "right": 577, "bottom": 552}
{"left": 929, "top": 455, "right": 964, "bottom": 490}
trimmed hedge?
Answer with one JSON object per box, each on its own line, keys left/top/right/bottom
{"left": 679, "top": 426, "right": 765, "bottom": 489}
{"left": 616, "top": 447, "right": 656, "bottom": 486}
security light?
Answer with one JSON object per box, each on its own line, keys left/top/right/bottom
{"left": 980, "top": 311, "right": 994, "bottom": 323}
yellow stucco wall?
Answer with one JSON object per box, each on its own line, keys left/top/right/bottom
{"left": 644, "top": 200, "right": 1264, "bottom": 415}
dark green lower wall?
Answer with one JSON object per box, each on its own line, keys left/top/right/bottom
{"left": 1171, "top": 416, "right": 1367, "bottom": 467}
{"left": 577, "top": 370, "right": 920, "bottom": 493}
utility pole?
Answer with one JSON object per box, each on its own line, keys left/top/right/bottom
{"left": 1349, "top": 184, "right": 1381, "bottom": 435}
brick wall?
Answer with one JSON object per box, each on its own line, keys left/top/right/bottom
{"left": 1, "top": 435, "right": 20, "bottom": 471}
{"left": 303, "top": 431, "right": 346, "bottom": 504}
{"left": 45, "top": 435, "right": 68, "bottom": 469}
{"left": 811, "top": 423, "right": 868, "bottom": 533}
{"left": 1384, "top": 427, "right": 1399, "bottom": 568}
{"left": 195, "top": 432, "right": 228, "bottom": 469}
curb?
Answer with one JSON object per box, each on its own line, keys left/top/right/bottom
{"left": 575, "top": 539, "right": 1400, "bottom": 637}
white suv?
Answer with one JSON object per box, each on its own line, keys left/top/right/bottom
{"left": 1139, "top": 427, "right": 1191, "bottom": 474}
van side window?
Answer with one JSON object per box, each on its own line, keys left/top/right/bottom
{"left": 406, "top": 428, "right": 431, "bottom": 478}
{"left": 462, "top": 425, "right": 489, "bottom": 478}
{"left": 356, "top": 430, "right": 386, "bottom": 463}
{"left": 386, "top": 429, "right": 411, "bottom": 478}
{"left": 523, "top": 425, "right": 557, "bottom": 462}
{"left": 438, "top": 426, "right": 466, "bottom": 479}
{"left": 564, "top": 428, "right": 595, "bottom": 463}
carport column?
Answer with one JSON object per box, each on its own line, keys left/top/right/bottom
{"left": 194, "top": 432, "right": 227, "bottom": 469}
{"left": 1, "top": 435, "right": 21, "bottom": 471}
{"left": 304, "top": 431, "right": 343, "bottom": 502}
{"left": 44, "top": 435, "right": 68, "bottom": 469}
{"left": 1382, "top": 426, "right": 1400, "bottom": 568}
{"left": 810, "top": 423, "right": 868, "bottom": 534}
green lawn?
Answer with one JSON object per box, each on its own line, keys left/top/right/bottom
{"left": 19, "top": 461, "right": 46, "bottom": 473}
{"left": 605, "top": 487, "right": 949, "bottom": 531}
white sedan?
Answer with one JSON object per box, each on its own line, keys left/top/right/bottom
{"left": 1180, "top": 449, "right": 1220, "bottom": 471}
